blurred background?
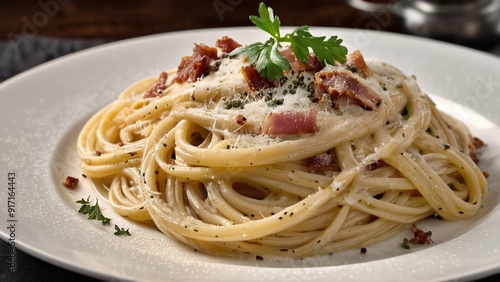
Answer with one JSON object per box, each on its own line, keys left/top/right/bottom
{"left": 1, "top": 0, "right": 499, "bottom": 281}
{"left": 1, "top": 0, "right": 500, "bottom": 82}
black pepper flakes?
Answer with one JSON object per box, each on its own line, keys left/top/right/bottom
{"left": 360, "top": 247, "right": 367, "bottom": 254}
{"left": 444, "top": 144, "right": 451, "bottom": 150}
{"left": 433, "top": 213, "right": 443, "bottom": 220}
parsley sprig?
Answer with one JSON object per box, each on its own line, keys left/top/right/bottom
{"left": 77, "top": 196, "right": 111, "bottom": 225}
{"left": 231, "top": 2, "right": 348, "bottom": 81}
{"left": 401, "top": 237, "right": 411, "bottom": 249}
{"left": 114, "top": 225, "right": 132, "bottom": 236}
{"left": 76, "top": 196, "right": 133, "bottom": 236}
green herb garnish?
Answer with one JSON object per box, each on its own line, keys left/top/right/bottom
{"left": 76, "top": 196, "right": 111, "bottom": 225}
{"left": 114, "top": 224, "right": 132, "bottom": 236}
{"left": 225, "top": 99, "right": 244, "bottom": 109}
{"left": 231, "top": 2, "right": 348, "bottom": 81}
{"left": 401, "top": 237, "right": 411, "bottom": 250}
{"left": 76, "top": 196, "right": 92, "bottom": 214}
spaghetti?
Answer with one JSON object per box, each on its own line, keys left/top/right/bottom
{"left": 77, "top": 37, "right": 487, "bottom": 258}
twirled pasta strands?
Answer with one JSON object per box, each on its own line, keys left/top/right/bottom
{"left": 77, "top": 54, "right": 487, "bottom": 259}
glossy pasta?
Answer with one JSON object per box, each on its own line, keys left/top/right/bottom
{"left": 77, "top": 44, "right": 487, "bottom": 258}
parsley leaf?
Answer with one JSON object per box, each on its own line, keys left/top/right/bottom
{"left": 114, "top": 224, "right": 132, "bottom": 236}
{"left": 87, "top": 199, "right": 111, "bottom": 225}
{"left": 249, "top": 3, "right": 281, "bottom": 38}
{"left": 231, "top": 2, "right": 348, "bottom": 81}
{"left": 76, "top": 196, "right": 92, "bottom": 214}
{"left": 76, "top": 197, "right": 111, "bottom": 225}
{"left": 401, "top": 237, "right": 411, "bottom": 249}
{"left": 76, "top": 196, "right": 132, "bottom": 234}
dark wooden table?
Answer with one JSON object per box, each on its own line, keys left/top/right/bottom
{"left": 0, "top": 0, "right": 405, "bottom": 41}
{"left": 1, "top": 0, "right": 499, "bottom": 281}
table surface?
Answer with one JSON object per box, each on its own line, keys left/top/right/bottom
{"left": 0, "top": 0, "right": 405, "bottom": 40}
{"left": 1, "top": 1, "right": 499, "bottom": 281}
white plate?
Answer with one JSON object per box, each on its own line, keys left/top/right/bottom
{"left": 1, "top": 27, "right": 500, "bottom": 281}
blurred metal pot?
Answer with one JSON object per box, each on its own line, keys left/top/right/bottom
{"left": 348, "top": 0, "right": 500, "bottom": 49}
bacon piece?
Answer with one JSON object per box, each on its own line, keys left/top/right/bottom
{"left": 469, "top": 136, "right": 486, "bottom": 163}
{"left": 174, "top": 43, "right": 219, "bottom": 84}
{"left": 240, "top": 65, "right": 274, "bottom": 91}
{"left": 281, "top": 47, "right": 325, "bottom": 74}
{"left": 144, "top": 72, "right": 168, "bottom": 98}
{"left": 262, "top": 110, "right": 317, "bottom": 136}
{"left": 410, "top": 224, "right": 432, "bottom": 245}
{"left": 235, "top": 114, "right": 247, "bottom": 126}
{"left": 469, "top": 145, "right": 480, "bottom": 163}
{"left": 365, "top": 160, "right": 385, "bottom": 171}
{"left": 306, "top": 153, "right": 339, "bottom": 173}
{"left": 346, "top": 50, "right": 370, "bottom": 78}
{"left": 216, "top": 36, "right": 241, "bottom": 53}
{"left": 63, "top": 176, "right": 79, "bottom": 189}
{"left": 315, "top": 69, "right": 381, "bottom": 110}
{"left": 472, "top": 136, "right": 485, "bottom": 149}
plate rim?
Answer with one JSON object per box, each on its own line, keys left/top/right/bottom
{"left": 1, "top": 26, "right": 500, "bottom": 282}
